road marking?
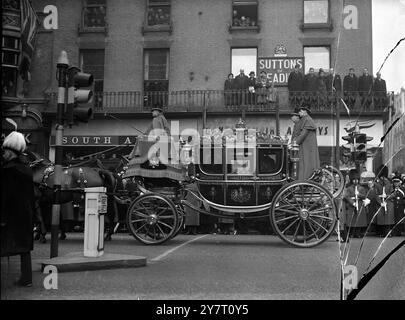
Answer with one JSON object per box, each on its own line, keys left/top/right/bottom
{"left": 150, "top": 235, "right": 208, "bottom": 263}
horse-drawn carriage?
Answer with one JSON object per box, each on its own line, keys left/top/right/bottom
{"left": 121, "top": 121, "right": 344, "bottom": 248}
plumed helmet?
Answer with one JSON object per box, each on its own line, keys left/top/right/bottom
{"left": 2, "top": 131, "right": 26, "bottom": 153}
{"left": 349, "top": 169, "right": 360, "bottom": 181}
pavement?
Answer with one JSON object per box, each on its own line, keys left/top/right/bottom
{"left": 1, "top": 232, "right": 404, "bottom": 300}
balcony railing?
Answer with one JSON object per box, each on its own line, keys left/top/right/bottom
{"left": 44, "top": 90, "right": 393, "bottom": 114}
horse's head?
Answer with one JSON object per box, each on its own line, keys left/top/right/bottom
{"left": 25, "top": 151, "right": 54, "bottom": 185}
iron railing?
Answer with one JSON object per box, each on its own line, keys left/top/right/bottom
{"left": 44, "top": 90, "right": 393, "bottom": 113}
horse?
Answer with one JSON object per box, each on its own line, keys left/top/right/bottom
{"left": 26, "top": 151, "right": 122, "bottom": 242}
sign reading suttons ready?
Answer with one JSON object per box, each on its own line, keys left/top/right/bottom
{"left": 258, "top": 57, "right": 304, "bottom": 86}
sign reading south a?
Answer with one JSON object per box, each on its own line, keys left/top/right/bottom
{"left": 50, "top": 135, "right": 137, "bottom": 146}
{"left": 258, "top": 57, "right": 304, "bottom": 86}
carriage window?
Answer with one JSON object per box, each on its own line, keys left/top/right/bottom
{"left": 258, "top": 148, "right": 283, "bottom": 174}
{"left": 199, "top": 146, "right": 223, "bottom": 175}
{"left": 226, "top": 147, "right": 255, "bottom": 175}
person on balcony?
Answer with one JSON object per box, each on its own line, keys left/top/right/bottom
{"left": 224, "top": 73, "right": 236, "bottom": 106}
{"left": 303, "top": 68, "right": 317, "bottom": 108}
{"left": 247, "top": 71, "right": 257, "bottom": 105}
{"left": 257, "top": 71, "right": 271, "bottom": 105}
{"left": 295, "top": 104, "right": 320, "bottom": 180}
{"left": 325, "top": 68, "right": 342, "bottom": 108}
{"left": 343, "top": 68, "right": 358, "bottom": 109}
{"left": 316, "top": 68, "right": 327, "bottom": 110}
{"left": 358, "top": 68, "right": 374, "bottom": 110}
{"left": 287, "top": 65, "right": 304, "bottom": 109}
{"left": 372, "top": 72, "right": 387, "bottom": 110}
{"left": 234, "top": 69, "right": 249, "bottom": 105}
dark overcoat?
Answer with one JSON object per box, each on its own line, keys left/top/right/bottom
{"left": 1, "top": 156, "right": 35, "bottom": 256}
{"left": 288, "top": 71, "right": 304, "bottom": 92}
{"left": 343, "top": 74, "right": 358, "bottom": 92}
{"left": 295, "top": 115, "right": 320, "bottom": 180}
{"left": 373, "top": 79, "right": 387, "bottom": 95}
{"left": 303, "top": 74, "right": 318, "bottom": 92}
{"left": 326, "top": 74, "right": 342, "bottom": 93}
{"left": 358, "top": 74, "right": 373, "bottom": 93}
{"left": 375, "top": 178, "right": 395, "bottom": 225}
{"left": 392, "top": 186, "right": 405, "bottom": 227}
{"left": 342, "top": 184, "right": 368, "bottom": 228}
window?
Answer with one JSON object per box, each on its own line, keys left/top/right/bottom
{"left": 303, "top": 46, "right": 330, "bottom": 73}
{"left": 2, "top": 36, "right": 20, "bottom": 97}
{"left": 2, "top": 67, "right": 17, "bottom": 97}
{"left": 80, "top": 49, "right": 105, "bottom": 107}
{"left": 147, "top": 0, "right": 171, "bottom": 26}
{"left": 144, "top": 49, "right": 169, "bottom": 108}
{"left": 304, "top": 0, "right": 329, "bottom": 24}
{"left": 231, "top": 48, "right": 257, "bottom": 76}
{"left": 83, "top": 0, "right": 106, "bottom": 28}
{"left": 232, "top": 1, "right": 258, "bottom": 27}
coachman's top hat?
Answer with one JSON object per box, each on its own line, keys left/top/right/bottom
{"left": 290, "top": 107, "right": 300, "bottom": 116}
{"left": 151, "top": 104, "right": 163, "bottom": 112}
{"left": 298, "top": 103, "right": 311, "bottom": 114}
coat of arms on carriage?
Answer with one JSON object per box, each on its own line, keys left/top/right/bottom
{"left": 230, "top": 186, "right": 252, "bottom": 203}
{"left": 274, "top": 44, "right": 287, "bottom": 57}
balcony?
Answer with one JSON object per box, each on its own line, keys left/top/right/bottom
{"left": 43, "top": 90, "right": 393, "bottom": 115}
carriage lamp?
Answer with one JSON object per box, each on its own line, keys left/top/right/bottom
{"left": 290, "top": 141, "right": 300, "bottom": 180}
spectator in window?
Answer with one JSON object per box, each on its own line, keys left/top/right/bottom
{"left": 372, "top": 72, "right": 387, "bottom": 110}
{"left": 343, "top": 68, "right": 358, "bottom": 109}
{"left": 303, "top": 67, "right": 317, "bottom": 107}
{"left": 247, "top": 71, "right": 257, "bottom": 105}
{"left": 257, "top": 71, "right": 271, "bottom": 105}
{"left": 224, "top": 73, "right": 235, "bottom": 106}
{"left": 288, "top": 65, "right": 304, "bottom": 109}
{"left": 358, "top": 68, "right": 373, "bottom": 110}
{"left": 316, "top": 68, "right": 327, "bottom": 109}
{"left": 234, "top": 69, "right": 249, "bottom": 105}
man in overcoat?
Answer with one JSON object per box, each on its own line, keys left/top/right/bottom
{"left": 1, "top": 131, "right": 35, "bottom": 287}
{"left": 343, "top": 68, "right": 358, "bottom": 109}
{"left": 234, "top": 69, "right": 250, "bottom": 105}
{"left": 288, "top": 65, "right": 304, "bottom": 109}
{"left": 375, "top": 165, "right": 395, "bottom": 237}
{"left": 372, "top": 72, "right": 387, "bottom": 110}
{"left": 391, "top": 175, "right": 405, "bottom": 236}
{"left": 295, "top": 104, "right": 320, "bottom": 180}
{"left": 358, "top": 68, "right": 373, "bottom": 110}
{"left": 342, "top": 169, "right": 370, "bottom": 238}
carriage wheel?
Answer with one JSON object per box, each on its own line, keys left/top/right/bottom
{"left": 270, "top": 180, "right": 336, "bottom": 248}
{"left": 309, "top": 166, "right": 345, "bottom": 199}
{"left": 172, "top": 204, "right": 185, "bottom": 238}
{"left": 127, "top": 193, "right": 178, "bottom": 245}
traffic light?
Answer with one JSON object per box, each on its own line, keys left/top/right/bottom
{"left": 342, "top": 133, "right": 355, "bottom": 161}
{"left": 66, "top": 66, "right": 94, "bottom": 126}
{"left": 354, "top": 133, "right": 367, "bottom": 162}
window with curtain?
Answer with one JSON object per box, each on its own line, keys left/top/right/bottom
{"left": 303, "top": 0, "right": 329, "bottom": 24}
{"left": 83, "top": 0, "right": 106, "bottom": 28}
{"left": 147, "top": 0, "right": 171, "bottom": 26}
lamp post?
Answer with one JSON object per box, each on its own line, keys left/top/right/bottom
{"left": 50, "top": 51, "right": 69, "bottom": 258}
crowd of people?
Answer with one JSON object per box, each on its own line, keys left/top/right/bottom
{"left": 340, "top": 166, "right": 405, "bottom": 239}
{"left": 288, "top": 66, "right": 388, "bottom": 110}
{"left": 224, "top": 69, "right": 276, "bottom": 106}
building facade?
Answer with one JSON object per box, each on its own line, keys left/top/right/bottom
{"left": 2, "top": 0, "right": 390, "bottom": 170}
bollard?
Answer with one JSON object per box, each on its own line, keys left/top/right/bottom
{"left": 84, "top": 187, "right": 107, "bottom": 257}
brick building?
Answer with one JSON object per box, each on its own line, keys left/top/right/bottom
{"left": 2, "top": 0, "right": 390, "bottom": 169}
